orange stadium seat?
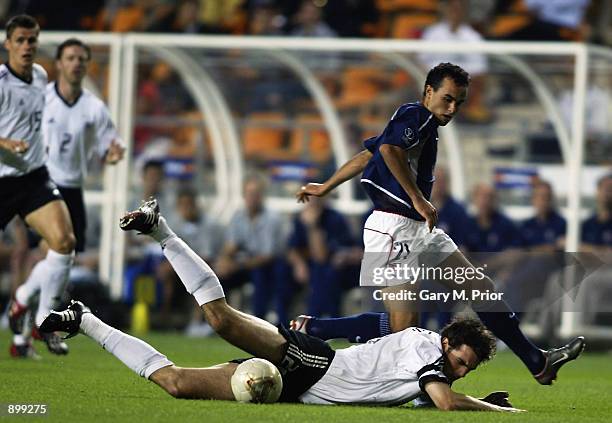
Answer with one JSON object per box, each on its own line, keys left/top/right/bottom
{"left": 289, "top": 114, "right": 332, "bottom": 164}
{"left": 242, "top": 112, "right": 290, "bottom": 161}
{"left": 336, "top": 67, "right": 387, "bottom": 108}
{"left": 377, "top": 0, "right": 439, "bottom": 13}
{"left": 391, "top": 13, "right": 439, "bottom": 39}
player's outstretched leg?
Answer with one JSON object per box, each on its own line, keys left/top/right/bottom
{"left": 120, "top": 198, "right": 287, "bottom": 364}
{"left": 438, "top": 251, "right": 585, "bottom": 385}
{"left": 40, "top": 300, "right": 236, "bottom": 400}
{"left": 290, "top": 312, "right": 392, "bottom": 343}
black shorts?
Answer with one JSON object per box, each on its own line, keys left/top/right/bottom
{"left": 231, "top": 326, "right": 335, "bottom": 403}
{"left": 27, "top": 185, "right": 86, "bottom": 252}
{"left": 0, "top": 167, "right": 63, "bottom": 230}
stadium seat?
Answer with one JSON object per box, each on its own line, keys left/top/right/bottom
{"left": 242, "top": 112, "right": 292, "bottom": 161}
{"left": 376, "top": 0, "right": 439, "bottom": 13}
{"left": 289, "top": 114, "right": 332, "bottom": 164}
{"left": 336, "top": 66, "right": 387, "bottom": 109}
{"left": 390, "top": 13, "right": 439, "bottom": 39}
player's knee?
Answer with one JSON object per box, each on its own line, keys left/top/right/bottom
{"left": 48, "top": 232, "right": 76, "bottom": 254}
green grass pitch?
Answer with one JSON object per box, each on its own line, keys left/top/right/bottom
{"left": 1, "top": 329, "right": 610, "bottom": 422}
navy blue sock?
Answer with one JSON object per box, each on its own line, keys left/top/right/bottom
{"left": 307, "top": 312, "right": 391, "bottom": 343}
{"left": 477, "top": 306, "right": 545, "bottom": 375}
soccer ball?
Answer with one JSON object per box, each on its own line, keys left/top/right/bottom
{"left": 230, "top": 358, "right": 283, "bottom": 403}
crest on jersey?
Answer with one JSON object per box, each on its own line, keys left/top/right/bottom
{"left": 401, "top": 127, "right": 418, "bottom": 148}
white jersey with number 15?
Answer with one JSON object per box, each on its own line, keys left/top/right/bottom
{"left": 0, "top": 63, "right": 47, "bottom": 177}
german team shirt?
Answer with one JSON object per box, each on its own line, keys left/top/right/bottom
{"left": 361, "top": 102, "right": 439, "bottom": 221}
{"left": 43, "top": 82, "right": 121, "bottom": 188}
{"left": 300, "top": 327, "right": 449, "bottom": 405}
{"left": 0, "top": 63, "right": 47, "bottom": 177}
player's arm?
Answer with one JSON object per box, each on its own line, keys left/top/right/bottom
{"left": 296, "top": 149, "right": 372, "bottom": 202}
{"left": 378, "top": 143, "right": 437, "bottom": 231}
{"left": 104, "top": 139, "right": 125, "bottom": 164}
{"left": 424, "top": 381, "right": 524, "bottom": 412}
{"left": 0, "top": 137, "right": 29, "bottom": 154}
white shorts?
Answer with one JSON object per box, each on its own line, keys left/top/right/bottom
{"left": 360, "top": 210, "right": 458, "bottom": 287}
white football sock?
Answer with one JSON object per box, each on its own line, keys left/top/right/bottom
{"left": 155, "top": 218, "right": 225, "bottom": 306}
{"left": 15, "top": 260, "right": 45, "bottom": 306}
{"left": 81, "top": 313, "right": 173, "bottom": 379}
{"left": 34, "top": 249, "right": 74, "bottom": 327}
{"left": 149, "top": 216, "right": 176, "bottom": 245}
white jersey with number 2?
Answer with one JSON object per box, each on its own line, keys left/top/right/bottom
{"left": 43, "top": 82, "right": 120, "bottom": 188}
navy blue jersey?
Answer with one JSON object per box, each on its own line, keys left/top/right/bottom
{"left": 464, "top": 211, "right": 521, "bottom": 252}
{"left": 288, "top": 207, "right": 355, "bottom": 254}
{"left": 437, "top": 197, "right": 469, "bottom": 245}
{"left": 520, "top": 212, "right": 566, "bottom": 248}
{"left": 582, "top": 215, "right": 612, "bottom": 246}
{"left": 361, "top": 102, "right": 439, "bottom": 221}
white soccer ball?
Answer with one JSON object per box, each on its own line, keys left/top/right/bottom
{"left": 230, "top": 358, "right": 283, "bottom": 404}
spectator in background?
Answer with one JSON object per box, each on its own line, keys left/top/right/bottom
{"left": 156, "top": 187, "right": 224, "bottom": 333}
{"left": 169, "top": 0, "right": 206, "bottom": 34}
{"left": 419, "top": 0, "right": 490, "bottom": 123}
{"left": 503, "top": 180, "right": 566, "bottom": 313}
{"left": 464, "top": 184, "right": 521, "bottom": 253}
{"left": 122, "top": 159, "right": 174, "bottom": 320}
{"left": 431, "top": 167, "right": 470, "bottom": 246}
{"left": 215, "top": 175, "right": 287, "bottom": 322}
{"left": 290, "top": 0, "right": 336, "bottom": 37}
{"left": 504, "top": 0, "right": 591, "bottom": 41}
{"left": 421, "top": 166, "right": 470, "bottom": 329}
{"left": 287, "top": 196, "right": 358, "bottom": 318}
{"left": 582, "top": 173, "right": 612, "bottom": 252}
{"left": 521, "top": 180, "right": 566, "bottom": 251}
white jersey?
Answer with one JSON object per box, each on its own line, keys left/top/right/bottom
{"left": 300, "top": 328, "right": 448, "bottom": 406}
{"left": 43, "top": 83, "right": 120, "bottom": 188}
{"left": 0, "top": 63, "right": 47, "bottom": 177}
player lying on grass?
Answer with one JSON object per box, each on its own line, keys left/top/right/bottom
{"left": 41, "top": 198, "right": 522, "bottom": 411}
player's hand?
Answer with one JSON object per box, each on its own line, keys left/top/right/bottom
{"left": 0, "top": 138, "right": 29, "bottom": 154}
{"left": 413, "top": 196, "right": 437, "bottom": 232}
{"left": 105, "top": 140, "right": 125, "bottom": 164}
{"left": 480, "top": 391, "right": 513, "bottom": 408}
{"left": 296, "top": 183, "right": 329, "bottom": 203}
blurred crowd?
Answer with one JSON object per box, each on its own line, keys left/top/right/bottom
{"left": 4, "top": 163, "right": 609, "bottom": 335}
{"left": 1, "top": 0, "right": 610, "bottom": 44}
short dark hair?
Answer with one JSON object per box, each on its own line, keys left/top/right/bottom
{"left": 423, "top": 62, "right": 470, "bottom": 96}
{"left": 5, "top": 14, "right": 39, "bottom": 39}
{"left": 56, "top": 38, "right": 91, "bottom": 61}
{"left": 142, "top": 159, "right": 164, "bottom": 173}
{"left": 441, "top": 317, "right": 496, "bottom": 363}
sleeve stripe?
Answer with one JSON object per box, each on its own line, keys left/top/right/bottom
{"left": 416, "top": 356, "right": 444, "bottom": 378}
{"left": 418, "top": 374, "right": 449, "bottom": 391}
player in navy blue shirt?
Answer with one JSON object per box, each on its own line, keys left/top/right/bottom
{"left": 582, "top": 174, "right": 612, "bottom": 249}
{"left": 520, "top": 181, "right": 566, "bottom": 250}
{"left": 464, "top": 184, "right": 521, "bottom": 252}
{"left": 504, "top": 181, "right": 567, "bottom": 312}
{"left": 287, "top": 196, "right": 357, "bottom": 317}
{"left": 293, "top": 63, "right": 584, "bottom": 385}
